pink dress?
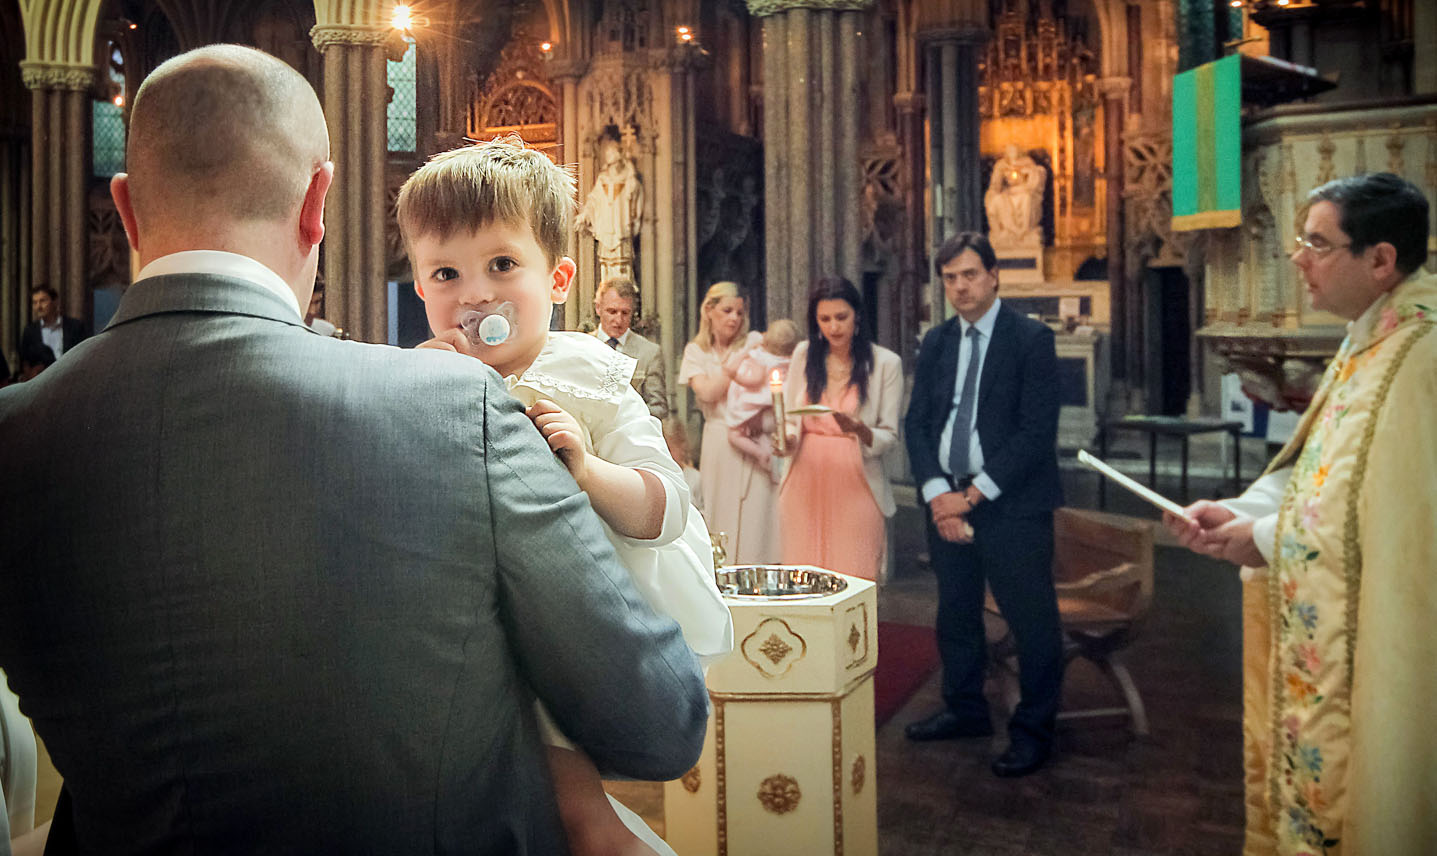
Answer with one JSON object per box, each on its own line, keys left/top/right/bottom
{"left": 778, "top": 384, "right": 884, "bottom": 580}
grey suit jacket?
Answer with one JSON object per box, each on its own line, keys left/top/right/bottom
{"left": 618, "top": 331, "right": 669, "bottom": 419}
{"left": 0, "top": 273, "right": 707, "bottom": 855}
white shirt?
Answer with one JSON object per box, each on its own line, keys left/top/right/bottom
{"left": 921, "top": 298, "right": 1004, "bottom": 505}
{"left": 594, "top": 327, "right": 630, "bottom": 349}
{"left": 39, "top": 317, "right": 65, "bottom": 359}
{"left": 135, "top": 251, "right": 304, "bottom": 321}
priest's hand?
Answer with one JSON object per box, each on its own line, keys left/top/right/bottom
{"left": 1204, "top": 515, "right": 1266, "bottom": 568}
{"left": 1163, "top": 500, "right": 1235, "bottom": 554}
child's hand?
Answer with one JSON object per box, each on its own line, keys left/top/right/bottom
{"left": 526, "top": 399, "right": 589, "bottom": 482}
{"left": 417, "top": 328, "right": 477, "bottom": 357}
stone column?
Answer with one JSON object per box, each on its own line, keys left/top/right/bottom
{"left": 22, "top": 63, "right": 94, "bottom": 327}
{"left": 1099, "top": 76, "right": 1132, "bottom": 387}
{"left": 750, "top": 0, "right": 871, "bottom": 325}
{"left": 549, "top": 58, "right": 586, "bottom": 330}
{"left": 893, "top": 90, "right": 925, "bottom": 364}
{"left": 311, "top": 25, "right": 389, "bottom": 344}
{"left": 922, "top": 27, "right": 987, "bottom": 245}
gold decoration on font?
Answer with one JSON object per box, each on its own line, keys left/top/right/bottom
{"left": 681, "top": 765, "right": 701, "bottom": 794}
{"left": 757, "top": 774, "right": 802, "bottom": 814}
{"left": 759, "top": 633, "right": 793, "bottom": 664}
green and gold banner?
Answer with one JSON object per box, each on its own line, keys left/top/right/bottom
{"left": 1172, "top": 54, "right": 1241, "bottom": 231}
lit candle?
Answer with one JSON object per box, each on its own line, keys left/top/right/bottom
{"left": 770, "top": 368, "right": 787, "bottom": 455}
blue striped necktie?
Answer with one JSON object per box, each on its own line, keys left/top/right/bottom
{"left": 947, "top": 325, "right": 982, "bottom": 480}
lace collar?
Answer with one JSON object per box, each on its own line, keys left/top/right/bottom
{"left": 506, "top": 331, "right": 638, "bottom": 419}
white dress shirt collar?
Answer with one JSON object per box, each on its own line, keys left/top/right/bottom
{"left": 595, "top": 327, "right": 630, "bottom": 347}
{"left": 135, "top": 251, "right": 303, "bottom": 320}
{"left": 958, "top": 296, "right": 1001, "bottom": 340}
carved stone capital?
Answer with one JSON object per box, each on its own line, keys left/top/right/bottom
{"left": 546, "top": 58, "right": 589, "bottom": 83}
{"left": 745, "top": 0, "right": 873, "bottom": 17}
{"left": 21, "top": 62, "right": 96, "bottom": 92}
{"left": 1098, "top": 76, "right": 1133, "bottom": 101}
{"left": 310, "top": 24, "right": 391, "bottom": 53}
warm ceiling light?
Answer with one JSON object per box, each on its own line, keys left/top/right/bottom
{"left": 391, "top": 4, "right": 413, "bottom": 31}
{"left": 1276, "top": 0, "right": 1289, "bottom": 4}
{"left": 1229, "top": 0, "right": 1241, "bottom": 6}
{"left": 128, "top": 22, "right": 137, "bottom": 29}
{"left": 113, "top": 94, "right": 124, "bottom": 107}
{"left": 540, "top": 41, "right": 552, "bottom": 52}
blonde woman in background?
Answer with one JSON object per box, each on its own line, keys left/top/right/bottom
{"left": 679, "top": 282, "right": 778, "bottom": 563}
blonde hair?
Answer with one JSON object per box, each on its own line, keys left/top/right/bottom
{"left": 692, "top": 281, "right": 749, "bottom": 356}
{"left": 595, "top": 276, "right": 640, "bottom": 307}
{"left": 396, "top": 134, "right": 576, "bottom": 266}
{"left": 762, "top": 319, "right": 801, "bottom": 357}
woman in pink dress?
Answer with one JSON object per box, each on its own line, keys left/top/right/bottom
{"left": 776, "top": 277, "right": 903, "bottom": 580}
{"left": 679, "top": 282, "right": 781, "bottom": 564}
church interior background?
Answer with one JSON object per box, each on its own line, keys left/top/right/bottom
{"left": 4, "top": 0, "right": 1434, "bottom": 428}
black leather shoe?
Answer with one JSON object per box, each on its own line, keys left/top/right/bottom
{"left": 904, "top": 711, "right": 994, "bottom": 741}
{"left": 990, "top": 740, "right": 1051, "bottom": 777}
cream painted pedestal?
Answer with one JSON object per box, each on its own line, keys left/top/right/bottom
{"left": 664, "top": 568, "right": 877, "bottom": 856}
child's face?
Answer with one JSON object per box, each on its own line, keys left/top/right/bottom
{"left": 412, "top": 220, "right": 575, "bottom": 378}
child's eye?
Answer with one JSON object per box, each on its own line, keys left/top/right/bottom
{"left": 489, "top": 256, "right": 519, "bottom": 274}
{"left": 432, "top": 267, "right": 459, "bottom": 282}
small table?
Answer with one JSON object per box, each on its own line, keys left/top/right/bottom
{"left": 1097, "top": 416, "right": 1244, "bottom": 507}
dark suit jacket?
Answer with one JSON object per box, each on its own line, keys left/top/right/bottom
{"left": 0, "top": 273, "right": 708, "bottom": 855}
{"left": 21, "top": 315, "right": 88, "bottom": 359}
{"left": 904, "top": 301, "right": 1062, "bottom": 515}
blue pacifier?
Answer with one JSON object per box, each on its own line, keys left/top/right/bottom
{"left": 458, "top": 303, "right": 517, "bottom": 347}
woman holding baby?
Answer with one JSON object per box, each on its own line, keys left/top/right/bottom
{"left": 680, "top": 281, "right": 781, "bottom": 564}
{"left": 776, "top": 277, "right": 903, "bottom": 581}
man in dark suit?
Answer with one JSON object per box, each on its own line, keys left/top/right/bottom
{"left": 903, "top": 231, "right": 1064, "bottom": 778}
{"left": 21, "top": 285, "right": 88, "bottom": 362}
{"left": 0, "top": 45, "right": 707, "bottom": 854}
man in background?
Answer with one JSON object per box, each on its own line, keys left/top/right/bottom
{"left": 903, "top": 231, "right": 1064, "bottom": 779}
{"left": 594, "top": 276, "right": 669, "bottom": 419}
{"left": 0, "top": 44, "right": 705, "bottom": 855}
{"left": 20, "top": 286, "right": 87, "bottom": 363}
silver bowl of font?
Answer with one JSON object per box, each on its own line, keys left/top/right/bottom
{"left": 715, "top": 565, "right": 849, "bottom": 600}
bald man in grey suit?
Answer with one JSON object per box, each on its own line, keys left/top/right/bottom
{"left": 0, "top": 45, "right": 705, "bottom": 855}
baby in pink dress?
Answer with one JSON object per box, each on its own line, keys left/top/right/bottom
{"left": 724, "top": 320, "right": 801, "bottom": 483}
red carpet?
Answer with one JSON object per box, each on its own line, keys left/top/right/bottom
{"left": 874, "top": 622, "right": 941, "bottom": 726}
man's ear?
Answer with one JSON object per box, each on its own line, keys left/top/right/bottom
{"left": 550, "top": 256, "right": 578, "bottom": 304}
{"left": 299, "top": 162, "right": 334, "bottom": 250}
{"left": 1369, "top": 241, "right": 1400, "bottom": 289}
{"left": 110, "top": 174, "right": 140, "bottom": 252}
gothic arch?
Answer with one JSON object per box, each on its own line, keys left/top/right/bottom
{"left": 18, "top": 0, "right": 107, "bottom": 67}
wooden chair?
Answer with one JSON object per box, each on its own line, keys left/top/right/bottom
{"left": 985, "top": 508, "right": 1155, "bottom": 736}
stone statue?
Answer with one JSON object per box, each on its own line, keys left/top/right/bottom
{"left": 576, "top": 137, "right": 644, "bottom": 282}
{"left": 984, "top": 144, "right": 1047, "bottom": 247}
